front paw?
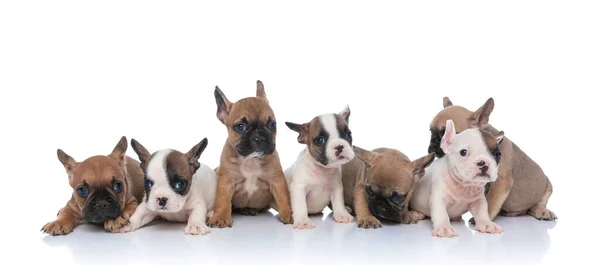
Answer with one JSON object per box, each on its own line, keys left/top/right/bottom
{"left": 104, "top": 216, "right": 129, "bottom": 232}
{"left": 207, "top": 215, "right": 232, "bottom": 228}
{"left": 293, "top": 216, "right": 315, "bottom": 230}
{"left": 432, "top": 223, "right": 458, "bottom": 238}
{"left": 277, "top": 210, "right": 293, "bottom": 225}
{"left": 401, "top": 211, "right": 426, "bottom": 224}
{"left": 41, "top": 219, "right": 75, "bottom": 236}
{"left": 475, "top": 221, "right": 503, "bottom": 234}
{"left": 333, "top": 212, "right": 354, "bottom": 224}
{"left": 357, "top": 216, "right": 382, "bottom": 229}
{"left": 117, "top": 223, "right": 134, "bottom": 233}
{"left": 185, "top": 223, "right": 210, "bottom": 235}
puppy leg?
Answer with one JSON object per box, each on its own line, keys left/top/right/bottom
{"left": 270, "top": 171, "right": 293, "bottom": 224}
{"left": 483, "top": 175, "right": 513, "bottom": 222}
{"left": 185, "top": 200, "right": 210, "bottom": 235}
{"left": 401, "top": 210, "right": 427, "bottom": 224}
{"left": 430, "top": 197, "right": 457, "bottom": 238}
{"left": 208, "top": 175, "right": 234, "bottom": 228}
{"left": 119, "top": 201, "right": 157, "bottom": 233}
{"left": 41, "top": 199, "right": 81, "bottom": 236}
{"left": 527, "top": 179, "right": 557, "bottom": 220}
{"left": 104, "top": 198, "right": 138, "bottom": 232}
{"left": 290, "top": 184, "right": 313, "bottom": 229}
{"left": 470, "top": 195, "right": 503, "bottom": 234}
{"left": 353, "top": 185, "right": 381, "bottom": 229}
{"left": 330, "top": 182, "right": 353, "bottom": 224}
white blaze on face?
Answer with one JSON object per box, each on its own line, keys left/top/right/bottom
{"left": 318, "top": 114, "right": 354, "bottom": 168}
{"left": 145, "top": 149, "right": 186, "bottom": 212}
{"left": 446, "top": 129, "right": 498, "bottom": 184}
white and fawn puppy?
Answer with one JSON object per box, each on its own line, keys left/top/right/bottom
{"left": 284, "top": 106, "right": 355, "bottom": 229}
{"left": 410, "top": 119, "right": 505, "bottom": 238}
{"left": 118, "top": 138, "right": 217, "bottom": 235}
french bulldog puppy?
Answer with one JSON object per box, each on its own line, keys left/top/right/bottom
{"left": 428, "top": 97, "right": 556, "bottom": 222}
{"left": 411, "top": 120, "right": 505, "bottom": 238}
{"left": 41, "top": 136, "right": 144, "bottom": 235}
{"left": 342, "top": 147, "right": 434, "bottom": 228}
{"left": 284, "top": 106, "right": 355, "bottom": 229}
{"left": 207, "top": 80, "right": 293, "bottom": 228}
{"left": 118, "top": 138, "right": 217, "bottom": 235}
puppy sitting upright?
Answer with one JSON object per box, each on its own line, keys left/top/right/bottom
{"left": 411, "top": 120, "right": 505, "bottom": 238}
{"left": 118, "top": 138, "right": 216, "bottom": 235}
{"left": 342, "top": 147, "right": 434, "bottom": 228}
{"left": 428, "top": 97, "right": 556, "bottom": 221}
{"left": 284, "top": 106, "right": 355, "bottom": 229}
{"left": 208, "top": 80, "right": 292, "bottom": 228}
{"left": 42, "top": 136, "right": 144, "bottom": 235}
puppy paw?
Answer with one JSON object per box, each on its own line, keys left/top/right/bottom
{"left": 185, "top": 223, "right": 210, "bottom": 235}
{"left": 207, "top": 215, "right": 232, "bottom": 228}
{"left": 475, "top": 221, "right": 503, "bottom": 234}
{"left": 237, "top": 207, "right": 260, "bottom": 216}
{"left": 333, "top": 212, "right": 354, "bottom": 224}
{"left": 104, "top": 216, "right": 129, "bottom": 232}
{"left": 401, "top": 211, "right": 426, "bottom": 224}
{"left": 117, "top": 224, "right": 134, "bottom": 233}
{"left": 277, "top": 210, "right": 293, "bottom": 225}
{"left": 41, "top": 219, "right": 75, "bottom": 236}
{"left": 293, "top": 216, "right": 315, "bottom": 230}
{"left": 357, "top": 216, "right": 382, "bottom": 229}
{"left": 432, "top": 224, "right": 458, "bottom": 238}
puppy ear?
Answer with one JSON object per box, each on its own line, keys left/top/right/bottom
{"left": 496, "top": 131, "right": 505, "bottom": 145}
{"left": 57, "top": 149, "right": 79, "bottom": 181}
{"left": 285, "top": 122, "right": 309, "bottom": 144}
{"left": 186, "top": 138, "right": 208, "bottom": 172}
{"left": 411, "top": 153, "right": 435, "bottom": 180}
{"left": 256, "top": 80, "right": 268, "bottom": 103}
{"left": 339, "top": 105, "right": 351, "bottom": 124}
{"left": 108, "top": 136, "right": 128, "bottom": 167}
{"left": 443, "top": 97, "right": 453, "bottom": 108}
{"left": 214, "top": 86, "right": 232, "bottom": 123}
{"left": 440, "top": 119, "right": 456, "bottom": 153}
{"left": 130, "top": 138, "right": 151, "bottom": 168}
{"left": 353, "top": 146, "right": 378, "bottom": 168}
{"left": 470, "top": 98, "right": 494, "bottom": 127}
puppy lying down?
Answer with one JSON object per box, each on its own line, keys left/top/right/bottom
{"left": 410, "top": 120, "right": 504, "bottom": 238}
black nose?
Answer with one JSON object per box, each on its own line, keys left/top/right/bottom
{"left": 477, "top": 161, "right": 486, "bottom": 167}
{"left": 335, "top": 145, "right": 343, "bottom": 154}
{"left": 94, "top": 200, "right": 111, "bottom": 210}
{"left": 158, "top": 197, "right": 168, "bottom": 207}
{"left": 480, "top": 165, "right": 489, "bottom": 173}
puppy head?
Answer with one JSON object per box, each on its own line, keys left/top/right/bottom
{"left": 354, "top": 147, "right": 435, "bottom": 222}
{"left": 214, "top": 80, "right": 277, "bottom": 157}
{"left": 440, "top": 119, "right": 504, "bottom": 185}
{"left": 285, "top": 106, "right": 355, "bottom": 167}
{"left": 131, "top": 138, "right": 208, "bottom": 213}
{"left": 428, "top": 97, "right": 495, "bottom": 158}
{"left": 57, "top": 136, "right": 131, "bottom": 224}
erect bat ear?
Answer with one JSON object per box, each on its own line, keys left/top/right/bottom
{"left": 186, "top": 138, "right": 208, "bottom": 173}
{"left": 411, "top": 153, "right": 435, "bottom": 180}
{"left": 339, "top": 105, "right": 351, "bottom": 124}
{"left": 496, "top": 131, "right": 505, "bottom": 145}
{"left": 440, "top": 119, "right": 456, "bottom": 153}
{"left": 130, "top": 138, "right": 151, "bottom": 169}
{"left": 109, "top": 136, "right": 128, "bottom": 168}
{"left": 470, "top": 98, "right": 494, "bottom": 127}
{"left": 443, "top": 97, "right": 453, "bottom": 108}
{"left": 214, "top": 86, "right": 232, "bottom": 123}
{"left": 285, "top": 122, "right": 309, "bottom": 144}
{"left": 352, "top": 146, "right": 378, "bottom": 168}
{"left": 256, "top": 80, "right": 269, "bottom": 103}
{"left": 57, "top": 149, "right": 79, "bottom": 183}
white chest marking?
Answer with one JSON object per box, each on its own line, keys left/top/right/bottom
{"left": 240, "top": 156, "right": 263, "bottom": 196}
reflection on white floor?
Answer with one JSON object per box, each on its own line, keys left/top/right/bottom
{"left": 34, "top": 208, "right": 559, "bottom": 265}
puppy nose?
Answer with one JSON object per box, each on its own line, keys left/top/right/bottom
{"left": 477, "top": 160, "right": 486, "bottom": 167}
{"left": 157, "top": 197, "right": 168, "bottom": 207}
{"left": 335, "top": 145, "right": 343, "bottom": 152}
{"left": 481, "top": 165, "right": 489, "bottom": 173}
{"left": 252, "top": 136, "right": 264, "bottom": 144}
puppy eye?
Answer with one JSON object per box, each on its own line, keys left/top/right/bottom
{"left": 268, "top": 121, "right": 277, "bottom": 131}
{"left": 76, "top": 187, "right": 88, "bottom": 197}
{"left": 460, "top": 149, "right": 468, "bottom": 156}
{"left": 314, "top": 136, "right": 325, "bottom": 146}
{"left": 144, "top": 179, "right": 153, "bottom": 190}
{"left": 173, "top": 180, "right": 187, "bottom": 191}
{"left": 234, "top": 123, "right": 246, "bottom": 132}
{"left": 494, "top": 151, "right": 502, "bottom": 162}
{"left": 113, "top": 182, "right": 123, "bottom": 193}
{"left": 345, "top": 131, "right": 352, "bottom": 140}
{"left": 390, "top": 191, "right": 406, "bottom": 204}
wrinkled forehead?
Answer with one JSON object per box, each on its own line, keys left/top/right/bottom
{"left": 431, "top": 106, "right": 472, "bottom": 132}
{"left": 75, "top": 156, "right": 124, "bottom": 185}
{"left": 308, "top": 113, "right": 348, "bottom": 138}
{"left": 229, "top": 98, "right": 275, "bottom": 123}
{"left": 368, "top": 160, "right": 414, "bottom": 194}
{"left": 454, "top": 129, "right": 489, "bottom": 152}
{"left": 146, "top": 149, "right": 193, "bottom": 181}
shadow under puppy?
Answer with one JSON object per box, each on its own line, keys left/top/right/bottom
{"left": 411, "top": 119, "right": 504, "bottom": 238}
{"left": 208, "top": 80, "right": 292, "bottom": 228}
{"left": 342, "top": 146, "right": 434, "bottom": 228}
{"left": 42, "top": 136, "right": 144, "bottom": 235}
{"left": 284, "top": 106, "right": 355, "bottom": 229}
{"left": 428, "top": 97, "right": 556, "bottom": 222}
{"left": 118, "top": 138, "right": 217, "bottom": 235}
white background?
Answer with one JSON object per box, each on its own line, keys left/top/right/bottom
{"left": 1, "top": 1, "right": 599, "bottom": 264}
